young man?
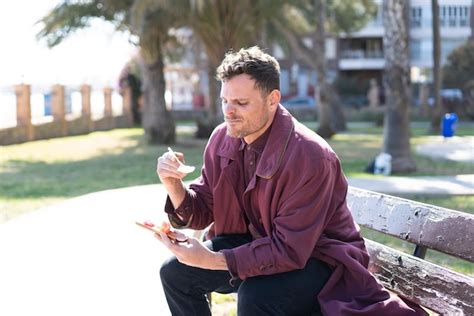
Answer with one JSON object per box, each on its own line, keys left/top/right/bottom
{"left": 156, "top": 47, "right": 426, "bottom": 316}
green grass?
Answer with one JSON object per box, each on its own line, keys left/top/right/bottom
{"left": 1, "top": 122, "right": 472, "bottom": 276}
{"left": 0, "top": 128, "right": 205, "bottom": 221}
{"left": 327, "top": 126, "right": 473, "bottom": 177}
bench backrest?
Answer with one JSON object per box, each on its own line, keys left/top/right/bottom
{"left": 347, "top": 187, "right": 474, "bottom": 315}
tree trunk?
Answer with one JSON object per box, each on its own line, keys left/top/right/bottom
{"left": 329, "top": 87, "right": 347, "bottom": 131}
{"left": 314, "top": 0, "right": 335, "bottom": 139}
{"left": 140, "top": 52, "right": 176, "bottom": 144}
{"left": 196, "top": 61, "right": 221, "bottom": 139}
{"left": 430, "top": 0, "right": 443, "bottom": 133}
{"left": 471, "top": 0, "right": 474, "bottom": 41}
{"left": 274, "top": 16, "right": 345, "bottom": 133}
{"left": 382, "top": 0, "right": 416, "bottom": 173}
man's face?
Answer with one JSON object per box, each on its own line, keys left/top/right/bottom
{"left": 220, "top": 74, "right": 279, "bottom": 144}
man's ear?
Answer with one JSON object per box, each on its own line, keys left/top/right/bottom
{"left": 268, "top": 89, "right": 281, "bottom": 110}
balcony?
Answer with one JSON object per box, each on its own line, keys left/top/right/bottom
{"left": 339, "top": 50, "right": 385, "bottom": 70}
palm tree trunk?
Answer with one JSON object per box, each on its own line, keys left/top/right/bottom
{"left": 273, "top": 16, "right": 346, "bottom": 133}
{"left": 314, "top": 0, "right": 335, "bottom": 139}
{"left": 329, "top": 87, "right": 347, "bottom": 131}
{"left": 140, "top": 51, "right": 176, "bottom": 144}
{"left": 382, "top": 0, "right": 416, "bottom": 173}
{"left": 430, "top": 0, "right": 443, "bottom": 133}
{"left": 195, "top": 59, "right": 221, "bottom": 139}
{"left": 471, "top": 0, "right": 474, "bottom": 41}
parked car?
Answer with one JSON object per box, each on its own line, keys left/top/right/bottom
{"left": 282, "top": 96, "right": 317, "bottom": 108}
{"left": 427, "top": 89, "right": 463, "bottom": 106}
{"left": 341, "top": 95, "right": 369, "bottom": 109}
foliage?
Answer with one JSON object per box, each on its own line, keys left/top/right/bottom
{"left": 328, "top": 0, "right": 377, "bottom": 34}
{"left": 442, "top": 41, "right": 474, "bottom": 90}
{"left": 36, "top": 1, "right": 131, "bottom": 47}
{"left": 35, "top": 0, "right": 380, "bottom": 142}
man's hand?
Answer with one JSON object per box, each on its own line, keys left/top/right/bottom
{"left": 156, "top": 150, "right": 187, "bottom": 186}
{"left": 156, "top": 150, "right": 187, "bottom": 209}
{"left": 155, "top": 233, "right": 228, "bottom": 271}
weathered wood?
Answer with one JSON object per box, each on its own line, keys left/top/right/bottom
{"left": 365, "top": 239, "right": 474, "bottom": 315}
{"left": 347, "top": 187, "right": 474, "bottom": 262}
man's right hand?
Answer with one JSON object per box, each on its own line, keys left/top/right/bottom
{"left": 156, "top": 150, "right": 187, "bottom": 209}
{"left": 156, "top": 150, "right": 187, "bottom": 186}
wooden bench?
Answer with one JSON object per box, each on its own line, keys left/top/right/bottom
{"left": 347, "top": 187, "right": 474, "bottom": 315}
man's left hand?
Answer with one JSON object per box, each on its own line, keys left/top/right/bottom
{"left": 155, "top": 232, "right": 228, "bottom": 271}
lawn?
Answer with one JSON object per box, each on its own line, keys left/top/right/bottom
{"left": 1, "top": 123, "right": 473, "bottom": 277}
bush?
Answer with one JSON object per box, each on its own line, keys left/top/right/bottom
{"left": 443, "top": 41, "right": 474, "bottom": 90}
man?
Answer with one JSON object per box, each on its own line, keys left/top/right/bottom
{"left": 156, "top": 47, "right": 426, "bottom": 315}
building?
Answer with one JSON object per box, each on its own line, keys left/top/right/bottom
{"left": 338, "top": 0, "right": 472, "bottom": 86}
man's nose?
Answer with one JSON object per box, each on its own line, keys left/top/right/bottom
{"left": 222, "top": 102, "right": 235, "bottom": 115}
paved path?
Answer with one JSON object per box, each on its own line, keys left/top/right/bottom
{"left": 348, "top": 174, "right": 474, "bottom": 196}
{"left": 416, "top": 136, "right": 474, "bottom": 163}
{"left": 0, "top": 185, "right": 174, "bottom": 316}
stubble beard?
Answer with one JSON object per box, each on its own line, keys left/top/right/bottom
{"left": 225, "top": 111, "right": 269, "bottom": 140}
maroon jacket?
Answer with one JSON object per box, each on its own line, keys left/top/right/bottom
{"left": 166, "top": 105, "right": 426, "bottom": 315}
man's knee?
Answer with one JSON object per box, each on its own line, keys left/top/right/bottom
{"left": 160, "top": 256, "right": 183, "bottom": 286}
{"left": 237, "top": 277, "right": 288, "bottom": 315}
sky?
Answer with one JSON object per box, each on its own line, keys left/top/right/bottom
{"left": 0, "top": 0, "right": 137, "bottom": 90}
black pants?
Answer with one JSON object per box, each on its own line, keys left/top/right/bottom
{"left": 160, "top": 234, "right": 332, "bottom": 316}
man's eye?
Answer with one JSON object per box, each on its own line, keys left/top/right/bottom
{"left": 237, "top": 102, "right": 248, "bottom": 106}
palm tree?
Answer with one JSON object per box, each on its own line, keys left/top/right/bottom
{"left": 187, "top": 0, "right": 284, "bottom": 137}
{"left": 130, "top": 0, "right": 188, "bottom": 144}
{"left": 266, "top": 0, "right": 377, "bottom": 139}
{"left": 430, "top": 0, "right": 443, "bottom": 133}
{"left": 382, "top": 0, "right": 416, "bottom": 173}
{"left": 37, "top": 0, "right": 178, "bottom": 144}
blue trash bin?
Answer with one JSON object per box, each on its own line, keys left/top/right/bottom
{"left": 442, "top": 113, "right": 458, "bottom": 138}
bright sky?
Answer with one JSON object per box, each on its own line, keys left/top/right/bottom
{"left": 0, "top": 0, "right": 137, "bottom": 89}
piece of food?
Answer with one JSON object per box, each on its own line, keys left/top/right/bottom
{"left": 177, "top": 164, "right": 196, "bottom": 173}
{"left": 135, "top": 220, "right": 188, "bottom": 242}
{"left": 168, "top": 147, "right": 196, "bottom": 174}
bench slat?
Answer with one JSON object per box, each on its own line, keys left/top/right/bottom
{"left": 365, "top": 239, "right": 474, "bottom": 315}
{"left": 347, "top": 187, "right": 474, "bottom": 262}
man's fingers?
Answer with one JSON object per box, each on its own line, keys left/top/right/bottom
{"left": 155, "top": 232, "right": 173, "bottom": 248}
{"left": 174, "top": 152, "right": 185, "bottom": 163}
{"left": 157, "top": 156, "right": 186, "bottom": 179}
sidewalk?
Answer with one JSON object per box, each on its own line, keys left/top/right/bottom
{"left": 416, "top": 136, "right": 474, "bottom": 164}
{"left": 348, "top": 174, "right": 473, "bottom": 196}
{"left": 0, "top": 185, "right": 173, "bottom": 316}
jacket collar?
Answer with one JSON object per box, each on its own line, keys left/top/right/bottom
{"left": 216, "top": 104, "right": 294, "bottom": 179}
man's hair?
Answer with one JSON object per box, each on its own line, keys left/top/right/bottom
{"left": 216, "top": 46, "right": 280, "bottom": 96}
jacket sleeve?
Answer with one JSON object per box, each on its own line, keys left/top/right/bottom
{"left": 164, "top": 136, "right": 217, "bottom": 231}
{"left": 221, "top": 156, "right": 345, "bottom": 279}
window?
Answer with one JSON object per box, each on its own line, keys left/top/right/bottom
{"left": 411, "top": 7, "right": 422, "bottom": 28}
{"left": 410, "top": 40, "right": 421, "bottom": 61}
{"left": 449, "top": 6, "right": 457, "bottom": 27}
{"left": 440, "top": 5, "right": 470, "bottom": 28}
{"left": 459, "top": 6, "right": 469, "bottom": 27}
{"left": 440, "top": 6, "right": 447, "bottom": 27}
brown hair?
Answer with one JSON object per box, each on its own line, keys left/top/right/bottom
{"left": 216, "top": 46, "right": 280, "bottom": 96}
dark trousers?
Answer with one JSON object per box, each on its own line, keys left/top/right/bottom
{"left": 160, "top": 234, "right": 332, "bottom": 316}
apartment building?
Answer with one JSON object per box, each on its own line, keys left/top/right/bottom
{"left": 338, "top": 0, "right": 472, "bottom": 84}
